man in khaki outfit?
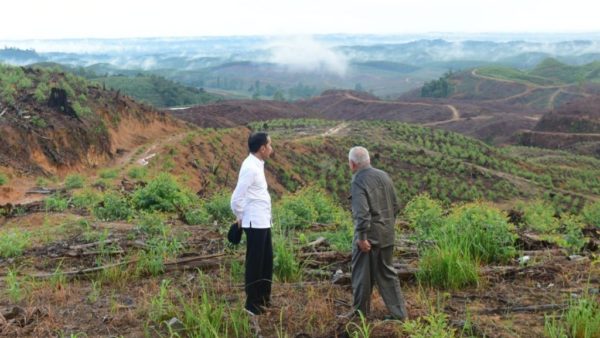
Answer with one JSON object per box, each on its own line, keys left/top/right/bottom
{"left": 347, "top": 146, "right": 407, "bottom": 320}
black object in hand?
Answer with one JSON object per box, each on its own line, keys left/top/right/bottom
{"left": 227, "top": 222, "right": 243, "bottom": 244}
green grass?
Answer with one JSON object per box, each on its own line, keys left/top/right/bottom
{"left": 64, "top": 174, "right": 85, "bottom": 189}
{"left": 0, "top": 173, "right": 8, "bottom": 185}
{"left": 544, "top": 293, "right": 600, "bottom": 338}
{"left": 417, "top": 244, "right": 479, "bottom": 290}
{"left": 0, "top": 229, "right": 30, "bottom": 258}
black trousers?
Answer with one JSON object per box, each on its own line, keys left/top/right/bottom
{"left": 243, "top": 227, "right": 273, "bottom": 314}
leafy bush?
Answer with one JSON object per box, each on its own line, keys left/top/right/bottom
{"left": 132, "top": 173, "right": 192, "bottom": 212}
{"left": 183, "top": 207, "right": 211, "bottom": 226}
{"left": 443, "top": 203, "right": 516, "bottom": 264}
{"left": 581, "top": 200, "right": 600, "bottom": 228}
{"left": 93, "top": 192, "right": 134, "bottom": 221}
{"left": 71, "top": 188, "right": 102, "bottom": 210}
{"left": 45, "top": 194, "right": 69, "bottom": 212}
{"left": 204, "top": 192, "right": 233, "bottom": 225}
{"left": 0, "top": 229, "right": 30, "bottom": 258}
{"left": 405, "top": 193, "right": 445, "bottom": 240}
{"left": 561, "top": 214, "right": 587, "bottom": 254}
{"left": 64, "top": 174, "right": 85, "bottom": 189}
{"left": 0, "top": 173, "right": 7, "bottom": 185}
{"left": 517, "top": 199, "right": 559, "bottom": 232}
{"left": 417, "top": 244, "right": 479, "bottom": 290}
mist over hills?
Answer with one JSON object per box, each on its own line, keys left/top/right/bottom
{"left": 3, "top": 34, "right": 600, "bottom": 98}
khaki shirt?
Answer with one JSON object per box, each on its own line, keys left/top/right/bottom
{"left": 351, "top": 166, "right": 400, "bottom": 248}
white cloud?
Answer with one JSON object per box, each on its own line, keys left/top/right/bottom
{"left": 266, "top": 36, "right": 348, "bottom": 76}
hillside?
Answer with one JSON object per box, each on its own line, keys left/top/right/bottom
{"left": 518, "top": 95, "right": 600, "bottom": 157}
{"left": 29, "top": 63, "right": 223, "bottom": 108}
{"left": 0, "top": 64, "right": 184, "bottom": 201}
{"left": 418, "top": 59, "right": 600, "bottom": 111}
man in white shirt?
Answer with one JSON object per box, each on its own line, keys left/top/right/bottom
{"left": 230, "top": 132, "right": 274, "bottom": 315}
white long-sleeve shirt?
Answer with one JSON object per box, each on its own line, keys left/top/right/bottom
{"left": 230, "top": 154, "right": 272, "bottom": 228}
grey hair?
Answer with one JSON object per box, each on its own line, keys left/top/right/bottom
{"left": 348, "top": 146, "right": 370, "bottom": 167}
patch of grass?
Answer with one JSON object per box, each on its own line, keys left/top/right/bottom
{"left": 581, "top": 200, "right": 600, "bottom": 228}
{"left": 44, "top": 194, "right": 69, "bottom": 212}
{"left": 5, "top": 268, "right": 26, "bottom": 302}
{"left": 346, "top": 311, "right": 374, "bottom": 338}
{"left": 204, "top": 192, "right": 233, "bottom": 225}
{"left": 545, "top": 293, "right": 600, "bottom": 338}
{"left": 402, "top": 310, "right": 457, "bottom": 338}
{"left": 64, "top": 174, "right": 85, "bottom": 189}
{"left": 183, "top": 207, "right": 210, "bottom": 225}
{"left": 128, "top": 166, "right": 147, "bottom": 180}
{"left": 0, "top": 172, "right": 8, "bottom": 185}
{"left": 273, "top": 236, "right": 301, "bottom": 282}
{"left": 99, "top": 168, "right": 119, "bottom": 179}
{"left": 0, "top": 228, "right": 30, "bottom": 258}
{"left": 71, "top": 188, "right": 102, "bottom": 210}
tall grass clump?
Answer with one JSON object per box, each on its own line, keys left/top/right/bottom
{"left": 132, "top": 173, "right": 192, "bottom": 212}
{"left": 273, "top": 236, "right": 301, "bottom": 282}
{"left": 544, "top": 293, "right": 600, "bottom": 338}
{"left": 417, "top": 244, "right": 479, "bottom": 289}
{"left": 71, "top": 188, "right": 102, "bottom": 211}
{"left": 443, "top": 203, "right": 516, "bottom": 264}
{"left": 0, "top": 229, "right": 30, "bottom": 258}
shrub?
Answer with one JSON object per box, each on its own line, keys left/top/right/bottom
{"left": 417, "top": 244, "right": 479, "bottom": 290}
{"left": 132, "top": 173, "right": 192, "bottom": 212}
{"left": 183, "top": 207, "right": 211, "bottom": 225}
{"left": 581, "top": 200, "right": 600, "bottom": 228}
{"left": 45, "top": 194, "right": 69, "bottom": 212}
{"left": 205, "top": 192, "right": 233, "bottom": 225}
{"left": 0, "top": 173, "right": 7, "bottom": 185}
{"left": 404, "top": 193, "right": 445, "bottom": 240}
{"left": 64, "top": 174, "right": 85, "bottom": 189}
{"left": 136, "top": 212, "right": 168, "bottom": 236}
{"left": 517, "top": 199, "right": 559, "bottom": 232}
{"left": 93, "top": 192, "right": 134, "bottom": 221}
{"left": 444, "top": 203, "right": 516, "bottom": 264}
{"left": 561, "top": 214, "right": 587, "bottom": 254}
{"left": 71, "top": 188, "right": 102, "bottom": 210}
{"left": 0, "top": 229, "right": 30, "bottom": 258}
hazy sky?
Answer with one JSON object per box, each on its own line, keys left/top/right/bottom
{"left": 2, "top": 0, "right": 600, "bottom": 39}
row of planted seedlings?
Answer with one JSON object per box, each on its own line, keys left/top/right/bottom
{"left": 404, "top": 193, "right": 600, "bottom": 338}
